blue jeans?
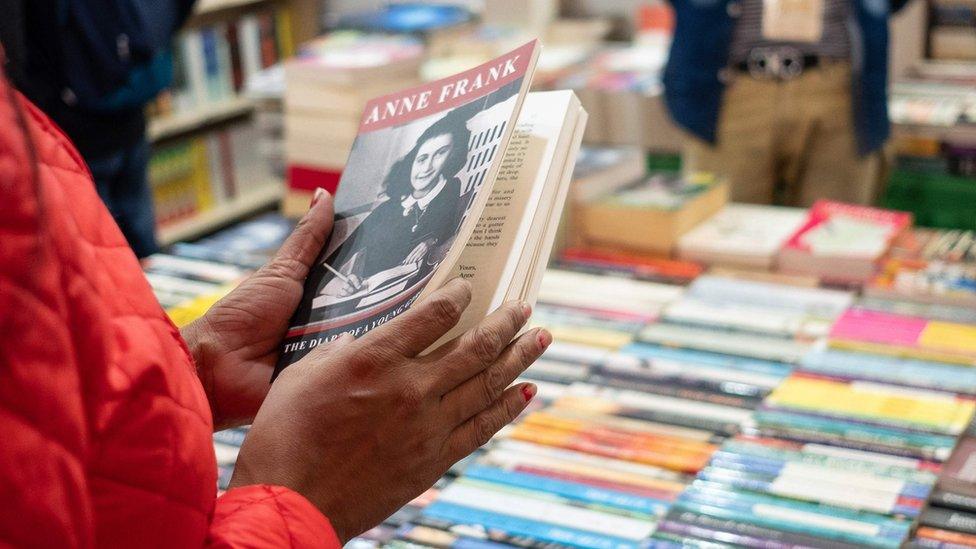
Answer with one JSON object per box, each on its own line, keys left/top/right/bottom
{"left": 87, "top": 140, "right": 159, "bottom": 258}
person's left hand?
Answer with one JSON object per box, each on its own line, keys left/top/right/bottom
{"left": 404, "top": 241, "right": 430, "bottom": 265}
{"left": 181, "top": 190, "right": 336, "bottom": 430}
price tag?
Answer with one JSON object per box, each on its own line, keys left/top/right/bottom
{"left": 762, "top": 0, "right": 825, "bottom": 42}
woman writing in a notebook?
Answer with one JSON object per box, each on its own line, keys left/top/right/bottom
{"left": 321, "top": 111, "right": 473, "bottom": 302}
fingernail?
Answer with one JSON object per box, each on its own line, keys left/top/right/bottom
{"left": 519, "top": 301, "right": 532, "bottom": 319}
{"left": 536, "top": 329, "right": 552, "bottom": 350}
{"left": 310, "top": 187, "right": 327, "bottom": 209}
{"left": 521, "top": 383, "right": 537, "bottom": 402}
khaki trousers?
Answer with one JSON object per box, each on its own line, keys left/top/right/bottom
{"left": 683, "top": 62, "right": 885, "bottom": 207}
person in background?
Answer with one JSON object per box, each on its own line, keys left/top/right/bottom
{"left": 664, "top": 0, "right": 912, "bottom": 206}
{"left": 0, "top": 64, "right": 549, "bottom": 546}
{"left": 1, "top": 0, "right": 197, "bottom": 257}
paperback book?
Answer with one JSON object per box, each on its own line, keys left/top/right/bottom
{"left": 275, "top": 42, "right": 588, "bottom": 372}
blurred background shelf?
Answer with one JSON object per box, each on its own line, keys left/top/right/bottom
{"left": 149, "top": 97, "right": 255, "bottom": 143}
{"left": 190, "top": 0, "right": 278, "bottom": 24}
{"left": 158, "top": 181, "right": 282, "bottom": 245}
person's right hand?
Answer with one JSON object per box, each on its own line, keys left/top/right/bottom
{"left": 337, "top": 273, "right": 365, "bottom": 296}
{"left": 228, "top": 278, "right": 551, "bottom": 543}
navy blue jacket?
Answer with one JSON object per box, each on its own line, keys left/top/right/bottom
{"left": 663, "top": 0, "right": 911, "bottom": 155}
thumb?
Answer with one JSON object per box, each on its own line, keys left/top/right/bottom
{"left": 266, "top": 188, "right": 335, "bottom": 282}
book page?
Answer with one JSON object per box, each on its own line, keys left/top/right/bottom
{"left": 432, "top": 91, "right": 578, "bottom": 347}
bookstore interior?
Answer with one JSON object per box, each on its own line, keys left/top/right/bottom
{"left": 5, "top": 0, "right": 976, "bottom": 547}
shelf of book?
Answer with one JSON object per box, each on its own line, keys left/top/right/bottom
{"left": 193, "top": 0, "right": 274, "bottom": 19}
{"left": 158, "top": 182, "right": 283, "bottom": 245}
{"left": 893, "top": 122, "right": 976, "bottom": 144}
{"left": 149, "top": 97, "right": 255, "bottom": 143}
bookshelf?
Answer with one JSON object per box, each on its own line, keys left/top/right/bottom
{"left": 158, "top": 181, "right": 284, "bottom": 245}
{"left": 149, "top": 96, "right": 254, "bottom": 143}
{"left": 189, "top": 0, "right": 285, "bottom": 27}
{"left": 194, "top": 0, "right": 272, "bottom": 17}
{"left": 147, "top": 0, "right": 322, "bottom": 244}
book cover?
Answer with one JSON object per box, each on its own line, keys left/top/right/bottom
{"left": 676, "top": 204, "right": 807, "bottom": 270}
{"left": 276, "top": 42, "right": 539, "bottom": 371}
{"left": 784, "top": 201, "right": 913, "bottom": 259}
{"left": 779, "top": 201, "right": 913, "bottom": 283}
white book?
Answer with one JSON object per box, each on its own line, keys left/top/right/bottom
{"left": 677, "top": 204, "right": 807, "bottom": 269}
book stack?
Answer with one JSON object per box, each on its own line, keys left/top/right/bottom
{"left": 143, "top": 253, "right": 248, "bottom": 311}
{"left": 914, "top": 420, "right": 976, "bottom": 547}
{"left": 869, "top": 258, "right": 976, "bottom": 308}
{"left": 556, "top": 43, "right": 683, "bottom": 152}
{"left": 553, "top": 247, "right": 703, "bottom": 285}
{"left": 147, "top": 5, "right": 293, "bottom": 121}
{"left": 889, "top": 79, "right": 976, "bottom": 128}
{"left": 866, "top": 227, "right": 976, "bottom": 308}
{"left": 531, "top": 269, "right": 683, "bottom": 349}
{"left": 143, "top": 212, "right": 295, "bottom": 327}
{"left": 637, "top": 275, "right": 853, "bottom": 364}
{"left": 655, "top": 432, "right": 936, "bottom": 548}
{"left": 829, "top": 307, "right": 976, "bottom": 366}
{"left": 858, "top": 294, "right": 976, "bottom": 325}
{"left": 282, "top": 32, "right": 425, "bottom": 214}
{"left": 676, "top": 203, "right": 807, "bottom": 271}
{"left": 930, "top": 0, "right": 976, "bottom": 62}
{"left": 659, "top": 340, "right": 975, "bottom": 547}
{"left": 171, "top": 211, "right": 295, "bottom": 269}
{"left": 567, "top": 146, "right": 647, "bottom": 204}
{"left": 778, "top": 201, "right": 914, "bottom": 285}
{"left": 572, "top": 172, "right": 728, "bottom": 256}
{"left": 555, "top": 144, "right": 644, "bottom": 256}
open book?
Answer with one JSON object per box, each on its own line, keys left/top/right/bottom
{"left": 275, "top": 41, "right": 587, "bottom": 373}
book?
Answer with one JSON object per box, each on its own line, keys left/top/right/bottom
{"left": 676, "top": 204, "right": 807, "bottom": 270}
{"left": 568, "top": 146, "right": 646, "bottom": 203}
{"left": 867, "top": 258, "right": 976, "bottom": 308}
{"left": 555, "top": 247, "right": 703, "bottom": 285}
{"left": 778, "top": 201, "right": 913, "bottom": 284}
{"left": 275, "top": 42, "right": 590, "bottom": 372}
{"left": 282, "top": 32, "right": 427, "bottom": 211}
{"left": 829, "top": 308, "right": 976, "bottom": 366}
{"left": 572, "top": 172, "right": 728, "bottom": 256}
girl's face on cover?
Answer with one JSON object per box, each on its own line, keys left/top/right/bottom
{"left": 411, "top": 133, "right": 454, "bottom": 194}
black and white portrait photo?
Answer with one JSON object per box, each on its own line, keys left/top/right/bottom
{"left": 292, "top": 80, "right": 521, "bottom": 325}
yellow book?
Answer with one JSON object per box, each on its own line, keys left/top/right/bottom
{"left": 165, "top": 285, "right": 234, "bottom": 328}
{"left": 766, "top": 375, "right": 975, "bottom": 435}
{"left": 190, "top": 139, "right": 215, "bottom": 212}
{"left": 274, "top": 6, "right": 295, "bottom": 59}
{"left": 533, "top": 323, "right": 633, "bottom": 350}
{"left": 919, "top": 321, "right": 976, "bottom": 355}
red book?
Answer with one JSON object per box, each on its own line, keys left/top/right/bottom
{"left": 778, "top": 201, "right": 912, "bottom": 284}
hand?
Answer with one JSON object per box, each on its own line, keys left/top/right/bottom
{"left": 228, "top": 278, "right": 551, "bottom": 543}
{"left": 338, "top": 274, "right": 365, "bottom": 297}
{"left": 181, "top": 191, "right": 336, "bottom": 431}
{"left": 404, "top": 241, "right": 430, "bottom": 265}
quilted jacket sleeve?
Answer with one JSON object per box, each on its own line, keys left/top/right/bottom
{"left": 0, "top": 67, "right": 93, "bottom": 548}
{"left": 0, "top": 68, "right": 342, "bottom": 548}
{"left": 208, "top": 486, "right": 342, "bottom": 548}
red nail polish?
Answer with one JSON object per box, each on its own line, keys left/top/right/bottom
{"left": 521, "top": 384, "right": 537, "bottom": 402}
{"left": 310, "top": 188, "right": 325, "bottom": 209}
{"left": 536, "top": 330, "right": 552, "bottom": 350}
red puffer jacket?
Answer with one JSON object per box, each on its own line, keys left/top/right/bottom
{"left": 0, "top": 73, "right": 341, "bottom": 547}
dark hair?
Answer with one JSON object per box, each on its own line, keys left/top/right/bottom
{"left": 383, "top": 111, "right": 471, "bottom": 201}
